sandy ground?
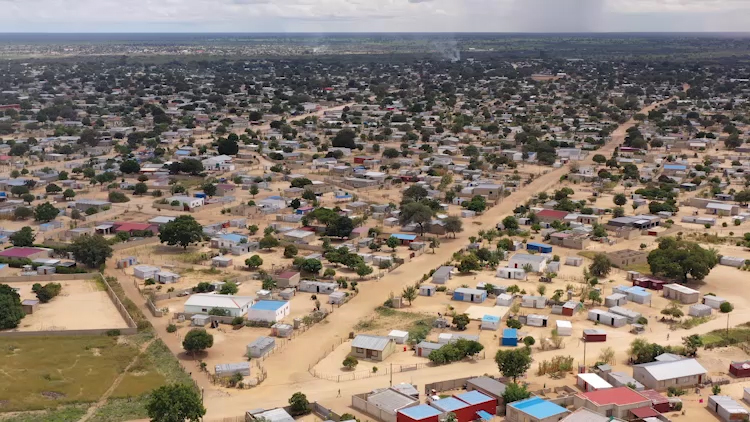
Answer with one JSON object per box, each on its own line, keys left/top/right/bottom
{"left": 12, "top": 279, "right": 130, "bottom": 332}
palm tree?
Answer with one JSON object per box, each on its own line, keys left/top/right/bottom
{"left": 402, "top": 286, "right": 418, "bottom": 306}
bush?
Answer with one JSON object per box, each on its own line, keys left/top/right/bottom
{"left": 108, "top": 191, "right": 130, "bottom": 203}
{"left": 231, "top": 316, "right": 245, "bottom": 326}
{"left": 283, "top": 244, "right": 298, "bottom": 258}
{"left": 506, "top": 319, "right": 522, "bottom": 329}
{"left": 720, "top": 302, "right": 734, "bottom": 313}
{"left": 523, "top": 336, "right": 535, "bottom": 346}
{"left": 166, "top": 324, "right": 177, "bottom": 333}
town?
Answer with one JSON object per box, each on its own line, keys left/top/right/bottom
{"left": 1, "top": 34, "right": 750, "bottom": 422}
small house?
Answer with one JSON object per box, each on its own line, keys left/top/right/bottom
{"left": 501, "top": 328, "right": 518, "bottom": 346}
{"left": 506, "top": 397, "right": 570, "bottom": 422}
{"left": 561, "top": 301, "right": 582, "bottom": 316}
{"left": 605, "top": 293, "right": 628, "bottom": 308}
{"left": 271, "top": 323, "right": 294, "bottom": 338}
{"left": 689, "top": 303, "right": 712, "bottom": 317}
{"left": 497, "top": 267, "right": 527, "bottom": 280}
{"left": 662, "top": 284, "right": 700, "bottom": 304}
{"left": 389, "top": 330, "right": 409, "bottom": 344}
{"left": 184, "top": 294, "right": 254, "bottom": 317}
{"left": 133, "top": 264, "right": 160, "bottom": 280}
{"left": 496, "top": 293, "right": 514, "bottom": 306}
{"left": 605, "top": 372, "right": 644, "bottom": 391}
{"left": 416, "top": 341, "right": 443, "bottom": 357}
{"left": 279, "top": 288, "right": 295, "bottom": 300}
{"left": 481, "top": 315, "right": 500, "bottom": 331}
{"left": 397, "top": 405, "right": 442, "bottom": 422}
{"left": 608, "top": 306, "right": 641, "bottom": 324}
{"left": 21, "top": 299, "right": 38, "bottom": 314}
{"left": 588, "top": 309, "right": 627, "bottom": 328}
{"left": 215, "top": 362, "right": 250, "bottom": 377}
{"left": 247, "top": 336, "right": 276, "bottom": 358}
{"left": 274, "top": 271, "right": 301, "bottom": 288}
{"left": 573, "top": 387, "right": 651, "bottom": 419}
{"left": 211, "top": 256, "right": 232, "bottom": 268}
{"left": 246, "top": 300, "right": 291, "bottom": 323}
{"left": 508, "top": 254, "right": 548, "bottom": 273}
{"left": 526, "top": 242, "right": 553, "bottom": 254}
{"left": 466, "top": 377, "right": 508, "bottom": 403}
{"left": 708, "top": 396, "right": 749, "bottom": 422}
{"left": 583, "top": 329, "right": 607, "bottom": 342}
{"left": 116, "top": 256, "right": 137, "bottom": 269}
{"left": 298, "top": 280, "right": 337, "bottom": 294}
{"left": 351, "top": 335, "right": 396, "bottom": 361}
{"left": 555, "top": 320, "right": 572, "bottom": 336}
{"left": 526, "top": 314, "right": 548, "bottom": 327}
{"left": 453, "top": 391, "right": 497, "bottom": 422}
{"left": 729, "top": 361, "right": 750, "bottom": 378}
{"left": 632, "top": 358, "right": 707, "bottom": 390}
{"left": 452, "top": 288, "right": 487, "bottom": 303}
{"left": 155, "top": 270, "right": 180, "bottom": 284}
{"left": 432, "top": 266, "right": 454, "bottom": 284}
{"left": 521, "top": 295, "right": 547, "bottom": 309}
{"left": 577, "top": 373, "right": 613, "bottom": 392}
{"left": 191, "top": 314, "right": 210, "bottom": 326}
{"left": 703, "top": 295, "right": 727, "bottom": 310}
{"left": 419, "top": 285, "right": 436, "bottom": 296}
{"left": 328, "top": 291, "right": 347, "bottom": 305}
{"left": 429, "top": 397, "right": 473, "bottom": 422}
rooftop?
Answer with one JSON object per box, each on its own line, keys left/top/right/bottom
{"left": 250, "top": 300, "right": 288, "bottom": 311}
{"left": 510, "top": 397, "right": 568, "bottom": 419}
{"left": 455, "top": 390, "right": 494, "bottom": 405}
{"left": 431, "top": 397, "right": 469, "bottom": 412}
{"left": 352, "top": 334, "right": 392, "bottom": 351}
{"left": 635, "top": 358, "right": 706, "bottom": 380}
{"left": 398, "top": 405, "right": 442, "bottom": 420}
{"left": 577, "top": 386, "right": 648, "bottom": 406}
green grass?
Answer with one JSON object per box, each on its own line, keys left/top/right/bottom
{"left": 577, "top": 251, "right": 598, "bottom": 260}
{"left": 0, "top": 336, "right": 138, "bottom": 411}
{"left": 88, "top": 397, "right": 149, "bottom": 422}
{"left": 623, "top": 263, "right": 652, "bottom": 274}
{"left": 702, "top": 324, "right": 750, "bottom": 348}
{"left": 0, "top": 405, "right": 88, "bottom": 422}
{"left": 676, "top": 316, "right": 712, "bottom": 330}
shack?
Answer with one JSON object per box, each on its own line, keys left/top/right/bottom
{"left": 247, "top": 336, "right": 276, "bottom": 358}
{"left": 215, "top": 362, "right": 251, "bottom": 377}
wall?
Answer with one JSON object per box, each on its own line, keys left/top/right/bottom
{"left": 112, "top": 237, "right": 160, "bottom": 251}
{"left": 0, "top": 272, "right": 98, "bottom": 283}
{"left": 424, "top": 377, "right": 474, "bottom": 394}
{"left": 352, "top": 394, "right": 399, "bottom": 422}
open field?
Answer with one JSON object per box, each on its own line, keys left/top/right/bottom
{"left": 11, "top": 280, "right": 130, "bottom": 332}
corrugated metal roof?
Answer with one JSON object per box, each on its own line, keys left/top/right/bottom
{"left": 352, "top": 334, "right": 392, "bottom": 351}
{"left": 636, "top": 358, "right": 706, "bottom": 380}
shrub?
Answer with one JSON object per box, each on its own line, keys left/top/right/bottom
{"left": 166, "top": 324, "right": 177, "bottom": 333}
{"left": 231, "top": 316, "right": 245, "bottom": 326}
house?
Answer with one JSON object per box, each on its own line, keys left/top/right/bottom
{"left": 452, "top": 288, "right": 487, "bottom": 303}
{"left": 0, "top": 247, "right": 52, "bottom": 261}
{"left": 662, "top": 284, "right": 700, "bottom": 304}
{"left": 155, "top": 270, "right": 180, "bottom": 284}
{"left": 632, "top": 358, "right": 707, "bottom": 390}
{"left": 429, "top": 397, "right": 473, "bottom": 422}
{"left": 521, "top": 295, "right": 547, "bottom": 309}
{"left": 73, "top": 199, "right": 112, "bottom": 212}
{"left": 638, "top": 389, "right": 670, "bottom": 413}
{"left": 536, "top": 209, "right": 570, "bottom": 224}
{"left": 112, "top": 222, "right": 159, "bottom": 235}
{"left": 583, "top": 329, "right": 607, "bottom": 342}
{"left": 729, "top": 361, "right": 750, "bottom": 378}
{"left": 587, "top": 310, "right": 627, "bottom": 328}
{"left": 351, "top": 335, "right": 396, "bottom": 361}
{"left": 481, "top": 315, "right": 501, "bottom": 331}
{"left": 416, "top": 341, "right": 443, "bottom": 357}
{"left": 506, "top": 397, "right": 570, "bottom": 422}
{"left": 560, "top": 408, "right": 621, "bottom": 422}
{"left": 632, "top": 276, "right": 669, "bottom": 291}
{"left": 606, "top": 249, "right": 648, "bottom": 268}
{"left": 614, "top": 285, "right": 652, "bottom": 305}
{"left": 466, "top": 377, "right": 507, "bottom": 403}
{"left": 526, "top": 242, "right": 553, "bottom": 254}
{"left": 497, "top": 267, "right": 528, "bottom": 280}
{"left": 573, "top": 387, "right": 651, "bottom": 419}
{"left": 605, "top": 293, "right": 628, "bottom": 307}
{"left": 432, "top": 266, "right": 454, "bottom": 284}
{"left": 453, "top": 391, "right": 497, "bottom": 422}
{"left": 608, "top": 306, "right": 641, "bottom": 324}
{"left": 359, "top": 388, "right": 419, "bottom": 422}
{"left": 689, "top": 303, "right": 712, "bottom": 317}
{"left": 133, "top": 264, "right": 160, "bottom": 279}
{"left": 328, "top": 291, "right": 347, "bottom": 305}
{"left": 184, "top": 294, "right": 254, "bottom": 317}
{"left": 21, "top": 299, "right": 38, "bottom": 314}
{"left": 247, "top": 408, "right": 295, "bottom": 422}
{"left": 247, "top": 336, "right": 276, "bottom": 358}
{"left": 502, "top": 328, "right": 518, "bottom": 346}
{"left": 212, "top": 256, "right": 233, "bottom": 268}
{"left": 420, "top": 285, "right": 436, "bottom": 296}
{"left": 555, "top": 320, "right": 573, "bottom": 336}
{"left": 274, "top": 271, "right": 301, "bottom": 288}
{"left": 215, "top": 362, "right": 251, "bottom": 377}
{"left": 496, "top": 293, "right": 514, "bottom": 306}
{"left": 282, "top": 229, "right": 315, "bottom": 243}
{"left": 397, "top": 404, "right": 442, "bottom": 422}
{"left": 703, "top": 295, "right": 727, "bottom": 310}
{"left": 708, "top": 396, "right": 749, "bottom": 422}
{"left": 246, "top": 300, "right": 290, "bottom": 323}
{"left": 389, "top": 330, "right": 409, "bottom": 344}
{"left": 299, "top": 280, "right": 337, "bottom": 294}
{"left": 508, "top": 254, "right": 548, "bottom": 273}
{"left": 576, "top": 373, "right": 613, "bottom": 392}
{"left": 605, "top": 372, "right": 644, "bottom": 391}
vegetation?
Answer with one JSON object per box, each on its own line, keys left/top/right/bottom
{"left": 9, "top": 226, "right": 35, "bottom": 247}
{"left": 182, "top": 329, "right": 214, "bottom": 356}
{"left": 647, "top": 237, "right": 718, "bottom": 282}
{"left": 495, "top": 348, "right": 532, "bottom": 382}
{"left": 69, "top": 234, "right": 113, "bottom": 268}
{"left": 146, "top": 384, "right": 206, "bottom": 422}
{"left": 428, "top": 339, "right": 484, "bottom": 365}
{"left": 159, "top": 215, "right": 205, "bottom": 249}
{"left": 0, "top": 283, "right": 25, "bottom": 329}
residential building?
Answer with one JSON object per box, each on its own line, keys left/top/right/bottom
{"left": 350, "top": 335, "right": 396, "bottom": 361}
{"left": 632, "top": 358, "right": 707, "bottom": 390}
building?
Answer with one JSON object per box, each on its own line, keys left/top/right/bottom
{"left": 416, "top": 341, "right": 443, "bottom": 357}
{"left": 351, "top": 335, "right": 396, "bottom": 361}
{"left": 606, "top": 249, "right": 648, "bottom": 268}
{"left": 356, "top": 387, "right": 419, "bottom": 422}
{"left": 246, "top": 336, "right": 276, "bottom": 358}
{"left": 466, "top": 377, "right": 507, "bottom": 403}
{"left": 560, "top": 408, "right": 621, "bottom": 422}
{"left": 481, "top": 315, "right": 501, "bottom": 331}
{"left": 708, "top": 396, "right": 750, "bottom": 422}
{"left": 576, "top": 373, "right": 613, "bottom": 392}
{"left": 502, "top": 328, "right": 518, "bottom": 346}
{"left": 497, "top": 267, "right": 527, "bottom": 280}
{"left": 632, "top": 358, "right": 707, "bottom": 390}
{"left": 299, "top": 280, "right": 337, "bottom": 294}
{"left": 247, "top": 408, "right": 295, "bottom": 422}
{"left": 246, "top": 300, "right": 291, "bottom": 323}
{"left": 555, "top": 320, "right": 573, "bottom": 336}
{"left": 605, "top": 372, "right": 644, "bottom": 390}
{"left": 453, "top": 391, "right": 497, "bottom": 421}
{"left": 638, "top": 389, "right": 670, "bottom": 413}
{"left": 184, "top": 294, "right": 254, "bottom": 317}
{"left": 526, "top": 242, "right": 553, "bottom": 254}
{"left": 166, "top": 195, "right": 204, "bottom": 209}
{"left": 397, "top": 405, "right": 442, "bottom": 422}
{"left": 506, "top": 397, "right": 570, "bottom": 422}
{"left": 703, "top": 295, "right": 728, "bottom": 310}
{"left": 420, "top": 285, "right": 436, "bottom": 296}
{"left": 274, "top": 271, "right": 301, "bottom": 288}
{"left": 729, "top": 361, "right": 750, "bottom": 378}
{"left": 452, "top": 288, "right": 487, "bottom": 303}
{"left": 133, "top": 264, "right": 160, "bottom": 279}
{"left": 662, "top": 284, "right": 700, "bottom": 304}
{"left": 587, "top": 310, "right": 627, "bottom": 328}
{"left": 0, "top": 247, "right": 52, "bottom": 261}
{"left": 583, "top": 329, "right": 607, "bottom": 342}
{"left": 215, "top": 362, "right": 251, "bottom": 377}
{"left": 689, "top": 303, "right": 712, "bottom": 317}
{"left": 432, "top": 266, "right": 454, "bottom": 284}
{"left": 389, "top": 330, "right": 409, "bottom": 344}
{"left": 574, "top": 387, "right": 651, "bottom": 419}
{"left": 536, "top": 209, "right": 570, "bottom": 224}
{"left": 632, "top": 276, "right": 669, "bottom": 291}
{"left": 508, "top": 254, "right": 548, "bottom": 273}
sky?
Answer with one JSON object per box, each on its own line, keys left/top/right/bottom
{"left": 1, "top": 0, "right": 750, "bottom": 33}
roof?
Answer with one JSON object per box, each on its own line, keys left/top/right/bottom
{"left": 630, "top": 407, "right": 660, "bottom": 419}
{"left": 639, "top": 389, "right": 669, "bottom": 404}
{"left": 577, "top": 373, "right": 613, "bottom": 390}
{"left": 509, "top": 254, "right": 547, "bottom": 264}
{"left": 398, "top": 404, "right": 442, "bottom": 420}
{"left": 277, "top": 271, "right": 299, "bottom": 279}
{"left": 250, "top": 300, "right": 288, "bottom": 311}
{"left": 467, "top": 377, "right": 507, "bottom": 396}
{"left": 416, "top": 341, "right": 443, "bottom": 350}
{"left": 663, "top": 283, "right": 699, "bottom": 294}
{"left": 216, "top": 233, "right": 247, "bottom": 243}
{"left": 710, "top": 396, "right": 749, "bottom": 415}
{"left": 536, "top": 209, "right": 569, "bottom": 220}
{"left": 431, "top": 397, "right": 468, "bottom": 412}
{"left": 510, "top": 397, "right": 568, "bottom": 419}
{"left": 367, "top": 388, "right": 417, "bottom": 413}
{"left": 185, "top": 294, "right": 254, "bottom": 310}
{"left": 455, "top": 390, "right": 494, "bottom": 405}
{"left": 352, "top": 334, "right": 392, "bottom": 351}
{"left": 0, "top": 247, "right": 47, "bottom": 258}
{"left": 114, "top": 222, "right": 153, "bottom": 232}
{"left": 635, "top": 358, "right": 706, "bottom": 380}
{"left": 561, "top": 408, "right": 615, "bottom": 422}
{"left": 252, "top": 408, "right": 294, "bottom": 422}
{"left": 578, "top": 387, "right": 648, "bottom": 406}
{"left": 503, "top": 328, "right": 518, "bottom": 337}
{"left": 247, "top": 336, "right": 275, "bottom": 349}
{"left": 707, "top": 202, "right": 734, "bottom": 211}
{"left": 482, "top": 315, "right": 500, "bottom": 322}
{"left": 391, "top": 233, "right": 417, "bottom": 241}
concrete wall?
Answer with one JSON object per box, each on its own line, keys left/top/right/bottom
{"left": 0, "top": 272, "right": 98, "bottom": 283}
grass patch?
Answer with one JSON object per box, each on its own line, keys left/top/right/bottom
{"left": 623, "top": 263, "right": 652, "bottom": 275}
{"left": 103, "top": 276, "right": 151, "bottom": 331}
{"left": 357, "top": 307, "right": 436, "bottom": 344}
{"left": 88, "top": 397, "right": 149, "bottom": 422}
{"left": 702, "top": 323, "right": 750, "bottom": 348}
{"left": 0, "top": 336, "right": 138, "bottom": 411}
{"left": 577, "top": 251, "right": 598, "bottom": 260}
{"left": 676, "top": 316, "right": 713, "bottom": 330}
{"left": 0, "top": 405, "right": 88, "bottom": 422}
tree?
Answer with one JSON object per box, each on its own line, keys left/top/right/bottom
{"left": 495, "top": 349, "right": 532, "bottom": 382}
{"left": 34, "top": 282, "right": 62, "bottom": 303}
{"left": 403, "top": 185, "right": 429, "bottom": 201}
{"left": 332, "top": 129, "right": 357, "bottom": 149}
{"left": 0, "top": 284, "right": 25, "bottom": 329}
{"left": 134, "top": 182, "right": 148, "bottom": 195}
{"left": 458, "top": 254, "right": 481, "bottom": 273}
{"left": 46, "top": 183, "right": 62, "bottom": 194}
{"left": 464, "top": 195, "right": 487, "bottom": 213}
{"left": 592, "top": 154, "right": 607, "bottom": 165}
{"left": 327, "top": 216, "right": 354, "bottom": 239}
{"left": 453, "top": 313, "right": 470, "bottom": 330}
{"left": 219, "top": 282, "right": 238, "bottom": 295}
{"left": 146, "top": 384, "right": 206, "bottom": 422}
{"left": 502, "top": 383, "right": 531, "bottom": 404}
{"left": 382, "top": 148, "right": 400, "bottom": 159}
{"left": 14, "top": 206, "right": 32, "bottom": 220}
{"left": 720, "top": 302, "right": 734, "bottom": 313}
{"left": 589, "top": 254, "right": 612, "bottom": 277}
{"left": 259, "top": 235, "right": 279, "bottom": 250}
{"left": 682, "top": 334, "right": 703, "bottom": 357}
{"left": 502, "top": 216, "right": 519, "bottom": 232}
{"left": 444, "top": 215, "right": 463, "bottom": 238}
{"left": 356, "top": 264, "right": 373, "bottom": 279}
{"left": 34, "top": 202, "right": 59, "bottom": 222}
{"left": 21, "top": 193, "right": 34, "bottom": 205}
{"left": 402, "top": 285, "right": 418, "bottom": 305}
{"left": 284, "top": 244, "right": 298, "bottom": 258}
{"left": 299, "top": 259, "right": 323, "bottom": 274}
{"left": 399, "top": 202, "right": 433, "bottom": 236}
{"left": 647, "top": 237, "right": 718, "bottom": 282}
{"left": 183, "top": 328, "right": 214, "bottom": 355}
{"left": 10, "top": 185, "right": 29, "bottom": 197}
{"left": 217, "top": 137, "right": 239, "bottom": 155}
{"left": 119, "top": 159, "right": 141, "bottom": 174}
{"left": 159, "top": 215, "right": 204, "bottom": 249}
{"left": 245, "top": 255, "right": 263, "bottom": 269}
{"left": 10, "top": 226, "right": 35, "bottom": 247}
{"left": 70, "top": 234, "right": 113, "bottom": 268}
{"left": 249, "top": 185, "right": 260, "bottom": 197}
{"left": 588, "top": 289, "right": 602, "bottom": 305}
{"left": 63, "top": 188, "right": 76, "bottom": 199}
{"left": 290, "top": 177, "right": 312, "bottom": 188}
{"left": 201, "top": 183, "right": 217, "bottom": 198}
{"left": 342, "top": 356, "right": 359, "bottom": 370}
{"left": 288, "top": 392, "right": 311, "bottom": 416}
{"left": 386, "top": 236, "right": 400, "bottom": 251}
{"left": 613, "top": 193, "right": 627, "bottom": 206}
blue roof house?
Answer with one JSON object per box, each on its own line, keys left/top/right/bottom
{"left": 501, "top": 328, "right": 518, "bottom": 346}
{"left": 506, "top": 397, "right": 570, "bottom": 422}
{"left": 247, "top": 300, "right": 291, "bottom": 323}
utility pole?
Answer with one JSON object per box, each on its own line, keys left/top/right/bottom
{"left": 390, "top": 363, "right": 393, "bottom": 387}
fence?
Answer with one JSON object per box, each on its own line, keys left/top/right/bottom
{"left": 0, "top": 272, "right": 99, "bottom": 283}
{"left": 352, "top": 394, "right": 396, "bottom": 422}
{"left": 424, "top": 376, "right": 475, "bottom": 394}
{"left": 111, "top": 237, "right": 160, "bottom": 251}
{"left": 312, "top": 402, "right": 341, "bottom": 422}
{"left": 310, "top": 361, "right": 433, "bottom": 383}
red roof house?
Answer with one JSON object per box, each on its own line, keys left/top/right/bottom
{"left": 113, "top": 222, "right": 159, "bottom": 234}
{"left": 638, "top": 389, "right": 670, "bottom": 413}
{"left": 573, "top": 387, "right": 652, "bottom": 419}
{"left": 535, "top": 209, "right": 569, "bottom": 223}
{"left": 730, "top": 361, "right": 750, "bottom": 378}
{"left": 0, "top": 247, "right": 51, "bottom": 260}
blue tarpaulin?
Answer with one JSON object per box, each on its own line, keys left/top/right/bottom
{"left": 477, "top": 410, "right": 493, "bottom": 420}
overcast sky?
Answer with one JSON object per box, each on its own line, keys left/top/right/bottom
{"left": 1, "top": 0, "right": 750, "bottom": 33}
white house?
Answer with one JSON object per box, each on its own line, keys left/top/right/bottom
{"left": 184, "top": 294, "right": 254, "bottom": 317}
{"left": 497, "top": 267, "right": 527, "bottom": 280}
{"left": 507, "top": 254, "right": 548, "bottom": 273}
{"left": 133, "top": 264, "right": 160, "bottom": 279}
{"left": 167, "top": 195, "right": 204, "bottom": 209}
{"left": 246, "top": 300, "right": 291, "bottom": 323}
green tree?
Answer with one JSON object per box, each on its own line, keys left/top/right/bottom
{"left": 33, "top": 202, "right": 59, "bottom": 222}
{"left": 249, "top": 185, "right": 260, "bottom": 197}
{"left": 259, "top": 235, "right": 279, "bottom": 250}
{"left": 720, "top": 302, "right": 734, "bottom": 313}
{"left": 288, "top": 392, "right": 311, "bottom": 416}
{"left": 284, "top": 244, "right": 298, "bottom": 258}
{"left": 134, "top": 182, "right": 148, "bottom": 195}
{"left": 613, "top": 193, "right": 627, "bottom": 206}
{"left": 63, "top": 188, "right": 76, "bottom": 199}
{"left": 9, "top": 226, "right": 35, "bottom": 247}
{"left": 647, "top": 237, "right": 719, "bottom": 282}
{"left": 14, "top": 206, "right": 32, "bottom": 220}
{"left": 119, "top": 159, "right": 141, "bottom": 174}
{"left": 217, "top": 137, "right": 239, "bottom": 155}
{"left": 502, "top": 382, "right": 531, "bottom": 404}
{"left": 453, "top": 313, "right": 470, "bottom": 330}
{"left": 70, "top": 234, "right": 113, "bottom": 268}
{"left": 146, "top": 384, "right": 206, "bottom": 422}
{"left": 290, "top": 177, "right": 313, "bottom": 188}
{"left": 458, "top": 254, "right": 481, "bottom": 273}
{"left": 402, "top": 285, "right": 418, "bottom": 306}
{"left": 0, "top": 284, "right": 25, "bottom": 329}
{"left": 299, "top": 258, "right": 323, "bottom": 274}
{"left": 182, "top": 328, "right": 214, "bottom": 356}
{"left": 386, "top": 236, "right": 400, "bottom": 251}
{"left": 21, "top": 193, "right": 34, "bottom": 205}
{"left": 159, "top": 215, "right": 204, "bottom": 249}
{"left": 343, "top": 356, "right": 358, "bottom": 370}
{"left": 589, "top": 254, "right": 612, "bottom": 277}
{"left": 465, "top": 195, "right": 487, "bottom": 213}
{"left": 245, "top": 255, "right": 263, "bottom": 269}
{"left": 495, "top": 349, "right": 532, "bottom": 382}
{"left": 502, "top": 216, "right": 519, "bottom": 231}
{"left": 399, "top": 202, "right": 433, "bottom": 236}
{"left": 46, "top": 183, "right": 62, "bottom": 193}
{"left": 219, "top": 282, "right": 238, "bottom": 295}
{"left": 201, "top": 183, "right": 217, "bottom": 198}
{"left": 444, "top": 215, "right": 463, "bottom": 238}
{"left": 356, "top": 264, "right": 373, "bottom": 279}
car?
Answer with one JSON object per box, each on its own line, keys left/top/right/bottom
{"left": 177, "top": 291, "right": 190, "bottom": 297}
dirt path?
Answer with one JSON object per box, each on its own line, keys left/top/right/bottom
{"left": 78, "top": 338, "right": 156, "bottom": 422}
